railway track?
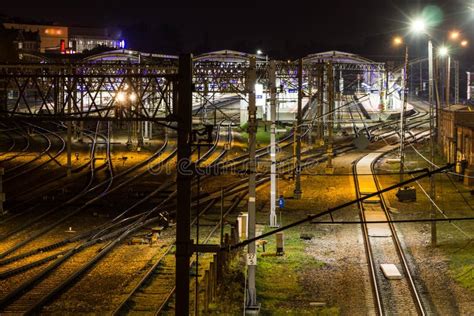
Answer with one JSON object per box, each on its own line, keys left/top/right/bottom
{"left": 0, "top": 122, "right": 31, "bottom": 163}
{"left": 0, "top": 123, "right": 177, "bottom": 257}
{"left": 0, "top": 121, "right": 234, "bottom": 314}
{"left": 3, "top": 122, "right": 65, "bottom": 183}
{"left": 0, "top": 117, "right": 322, "bottom": 314}
{"left": 0, "top": 122, "right": 114, "bottom": 252}
{"left": 352, "top": 129, "right": 430, "bottom": 315}
{"left": 0, "top": 98, "right": 433, "bottom": 314}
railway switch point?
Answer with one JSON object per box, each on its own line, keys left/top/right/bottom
{"left": 380, "top": 264, "right": 403, "bottom": 280}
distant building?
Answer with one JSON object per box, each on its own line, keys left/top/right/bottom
{"left": 2, "top": 20, "right": 125, "bottom": 54}
{"left": 0, "top": 26, "right": 40, "bottom": 61}
{"left": 439, "top": 105, "right": 474, "bottom": 185}
{"left": 69, "top": 27, "right": 124, "bottom": 53}
{"left": 3, "top": 22, "right": 68, "bottom": 53}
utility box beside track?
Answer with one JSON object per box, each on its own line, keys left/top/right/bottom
{"left": 396, "top": 186, "right": 416, "bottom": 202}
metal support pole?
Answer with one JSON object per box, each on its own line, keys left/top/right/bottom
{"left": 308, "top": 69, "right": 313, "bottom": 146}
{"left": 326, "top": 62, "right": 334, "bottom": 174}
{"left": 294, "top": 59, "right": 303, "bottom": 199}
{"left": 385, "top": 68, "right": 390, "bottom": 109}
{"left": 0, "top": 168, "right": 4, "bottom": 215}
{"left": 195, "top": 145, "right": 201, "bottom": 316}
{"left": 127, "top": 121, "right": 132, "bottom": 147}
{"left": 399, "top": 46, "right": 408, "bottom": 183}
{"left": 269, "top": 61, "right": 278, "bottom": 227}
{"left": 245, "top": 56, "right": 259, "bottom": 313}
{"left": 317, "top": 64, "right": 324, "bottom": 142}
{"left": 446, "top": 56, "right": 451, "bottom": 109}
{"left": 138, "top": 57, "right": 144, "bottom": 147}
{"left": 79, "top": 84, "right": 84, "bottom": 142}
{"left": 454, "top": 60, "right": 459, "bottom": 104}
{"left": 137, "top": 121, "right": 144, "bottom": 147}
{"left": 66, "top": 71, "right": 72, "bottom": 177}
{"left": 428, "top": 40, "right": 437, "bottom": 246}
{"left": 220, "top": 188, "right": 224, "bottom": 245}
{"left": 419, "top": 62, "right": 423, "bottom": 95}
{"left": 176, "top": 54, "right": 193, "bottom": 316}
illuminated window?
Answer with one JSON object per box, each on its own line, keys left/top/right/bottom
{"left": 44, "top": 28, "right": 63, "bottom": 36}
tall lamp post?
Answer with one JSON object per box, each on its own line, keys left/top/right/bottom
{"left": 408, "top": 17, "right": 438, "bottom": 244}
{"left": 407, "top": 17, "right": 468, "bottom": 245}
{"left": 393, "top": 36, "right": 409, "bottom": 185}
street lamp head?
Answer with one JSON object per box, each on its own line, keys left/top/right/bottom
{"left": 256, "top": 49, "right": 263, "bottom": 55}
{"left": 393, "top": 36, "right": 404, "bottom": 46}
{"left": 116, "top": 91, "right": 126, "bottom": 103}
{"left": 410, "top": 18, "right": 427, "bottom": 34}
{"left": 438, "top": 46, "right": 449, "bottom": 57}
{"left": 449, "top": 31, "right": 460, "bottom": 40}
{"left": 461, "top": 40, "right": 469, "bottom": 47}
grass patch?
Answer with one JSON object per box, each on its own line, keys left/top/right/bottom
{"left": 378, "top": 142, "right": 474, "bottom": 294}
{"left": 438, "top": 235, "right": 474, "bottom": 292}
{"left": 239, "top": 122, "right": 290, "bottom": 146}
{"left": 255, "top": 223, "right": 337, "bottom": 315}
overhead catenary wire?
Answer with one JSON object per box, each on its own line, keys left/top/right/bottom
{"left": 230, "top": 163, "right": 453, "bottom": 251}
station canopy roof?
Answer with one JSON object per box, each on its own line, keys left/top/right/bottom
{"left": 303, "top": 50, "right": 379, "bottom": 64}
{"left": 83, "top": 49, "right": 178, "bottom": 63}
{"left": 194, "top": 50, "right": 266, "bottom": 62}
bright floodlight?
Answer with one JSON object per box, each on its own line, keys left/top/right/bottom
{"left": 461, "top": 40, "right": 469, "bottom": 47}
{"left": 438, "top": 46, "right": 449, "bottom": 56}
{"left": 393, "top": 36, "right": 403, "bottom": 46}
{"left": 129, "top": 92, "right": 137, "bottom": 102}
{"left": 116, "top": 91, "right": 126, "bottom": 103}
{"left": 256, "top": 49, "right": 263, "bottom": 55}
{"left": 410, "top": 18, "right": 426, "bottom": 34}
{"left": 450, "top": 31, "right": 460, "bottom": 40}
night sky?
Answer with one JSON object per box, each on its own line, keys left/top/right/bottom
{"left": 1, "top": 0, "right": 473, "bottom": 61}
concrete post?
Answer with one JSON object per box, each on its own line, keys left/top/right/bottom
{"left": 428, "top": 40, "right": 437, "bottom": 246}
{"left": 269, "top": 61, "right": 278, "bottom": 227}
{"left": 245, "top": 56, "right": 259, "bottom": 313}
